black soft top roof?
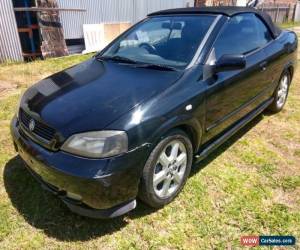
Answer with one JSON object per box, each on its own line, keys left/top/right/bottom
{"left": 148, "top": 6, "right": 281, "bottom": 38}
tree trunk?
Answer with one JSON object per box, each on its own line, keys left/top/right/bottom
{"left": 35, "top": 0, "right": 68, "bottom": 58}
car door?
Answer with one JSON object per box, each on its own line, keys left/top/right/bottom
{"left": 204, "top": 13, "right": 273, "bottom": 141}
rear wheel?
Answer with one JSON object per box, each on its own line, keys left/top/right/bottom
{"left": 139, "top": 129, "right": 193, "bottom": 208}
{"left": 267, "top": 71, "right": 290, "bottom": 113}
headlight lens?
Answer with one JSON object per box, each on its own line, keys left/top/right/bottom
{"left": 61, "top": 131, "right": 128, "bottom": 158}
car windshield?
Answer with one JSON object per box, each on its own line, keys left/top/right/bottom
{"left": 100, "top": 15, "right": 216, "bottom": 69}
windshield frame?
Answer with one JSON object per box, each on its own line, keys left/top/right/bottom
{"left": 96, "top": 14, "right": 221, "bottom": 70}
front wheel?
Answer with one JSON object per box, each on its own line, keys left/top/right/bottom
{"left": 138, "top": 129, "right": 193, "bottom": 208}
{"left": 267, "top": 71, "right": 291, "bottom": 113}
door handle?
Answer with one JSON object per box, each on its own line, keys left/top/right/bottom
{"left": 260, "top": 62, "right": 267, "bottom": 72}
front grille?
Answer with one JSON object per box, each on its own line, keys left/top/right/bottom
{"left": 19, "top": 109, "right": 56, "bottom": 141}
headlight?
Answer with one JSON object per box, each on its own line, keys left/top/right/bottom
{"left": 61, "top": 131, "right": 128, "bottom": 158}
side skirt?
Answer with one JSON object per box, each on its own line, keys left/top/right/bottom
{"left": 194, "top": 98, "right": 274, "bottom": 162}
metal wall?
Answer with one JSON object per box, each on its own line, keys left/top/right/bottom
{"left": 0, "top": 0, "right": 23, "bottom": 62}
{"left": 57, "top": 0, "right": 194, "bottom": 39}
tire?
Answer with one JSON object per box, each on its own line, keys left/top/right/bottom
{"left": 267, "top": 70, "right": 291, "bottom": 113}
{"left": 138, "top": 129, "right": 193, "bottom": 208}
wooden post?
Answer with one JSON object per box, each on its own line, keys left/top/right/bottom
{"left": 287, "top": 4, "right": 291, "bottom": 22}
{"left": 275, "top": 5, "right": 280, "bottom": 23}
{"left": 292, "top": 4, "right": 297, "bottom": 23}
{"left": 35, "top": 0, "right": 68, "bottom": 58}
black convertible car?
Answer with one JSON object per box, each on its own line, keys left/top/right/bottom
{"left": 11, "top": 7, "right": 297, "bottom": 218}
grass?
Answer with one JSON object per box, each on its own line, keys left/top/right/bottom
{"left": 0, "top": 54, "right": 299, "bottom": 249}
{"left": 279, "top": 22, "right": 300, "bottom": 29}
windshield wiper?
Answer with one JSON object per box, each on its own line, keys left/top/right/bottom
{"left": 135, "top": 63, "right": 177, "bottom": 71}
{"left": 96, "top": 55, "right": 138, "bottom": 64}
{"left": 96, "top": 55, "right": 177, "bottom": 71}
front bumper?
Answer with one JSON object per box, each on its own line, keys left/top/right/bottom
{"left": 10, "top": 116, "right": 150, "bottom": 218}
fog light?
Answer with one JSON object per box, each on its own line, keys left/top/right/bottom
{"left": 66, "top": 192, "right": 82, "bottom": 201}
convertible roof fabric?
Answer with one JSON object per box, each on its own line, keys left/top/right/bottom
{"left": 148, "top": 6, "right": 281, "bottom": 38}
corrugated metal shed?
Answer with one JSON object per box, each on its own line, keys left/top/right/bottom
{"left": 0, "top": 0, "right": 194, "bottom": 62}
{"left": 57, "top": 0, "right": 194, "bottom": 39}
{"left": 0, "top": 0, "right": 23, "bottom": 62}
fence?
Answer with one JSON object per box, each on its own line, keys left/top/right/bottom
{"left": 258, "top": 4, "right": 296, "bottom": 23}
{"left": 195, "top": 1, "right": 297, "bottom": 24}
{"left": 194, "top": 0, "right": 237, "bottom": 7}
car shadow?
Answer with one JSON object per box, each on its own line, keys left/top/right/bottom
{"left": 3, "top": 156, "right": 156, "bottom": 242}
{"left": 3, "top": 114, "right": 263, "bottom": 242}
{"left": 191, "top": 114, "right": 263, "bottom": 175}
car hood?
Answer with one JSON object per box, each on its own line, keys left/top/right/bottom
{"left": 21, "top": 58, "right": 182, "bottom": 137}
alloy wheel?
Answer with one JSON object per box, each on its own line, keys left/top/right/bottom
{"left": 277, "top": 74, "right": 289, "bottom": 108}
{"left": 153, "top": 140, "right": 187, "bottom": 199}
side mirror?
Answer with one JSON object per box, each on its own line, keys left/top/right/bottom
{"left": 214, "top": 54, "right": 246, "bottom": 73}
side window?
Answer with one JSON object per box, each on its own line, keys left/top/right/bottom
{"left": 213, "top": 14, "right": 273, "bottom": 60}
{"left": 254, "top": 16, "right": 273, "bottom": 47}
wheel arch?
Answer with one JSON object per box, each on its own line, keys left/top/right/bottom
{"left": 149, "top": 115, "right": 203, "bottom": 153}
{"left": 174, "top": 124, "right": 199, "bottom": 153}
{"left": 287, "top": 65, "right": 294, "bottom": 81}
{"left": 283, "top": 61, "right": 295, "bottom": 83}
